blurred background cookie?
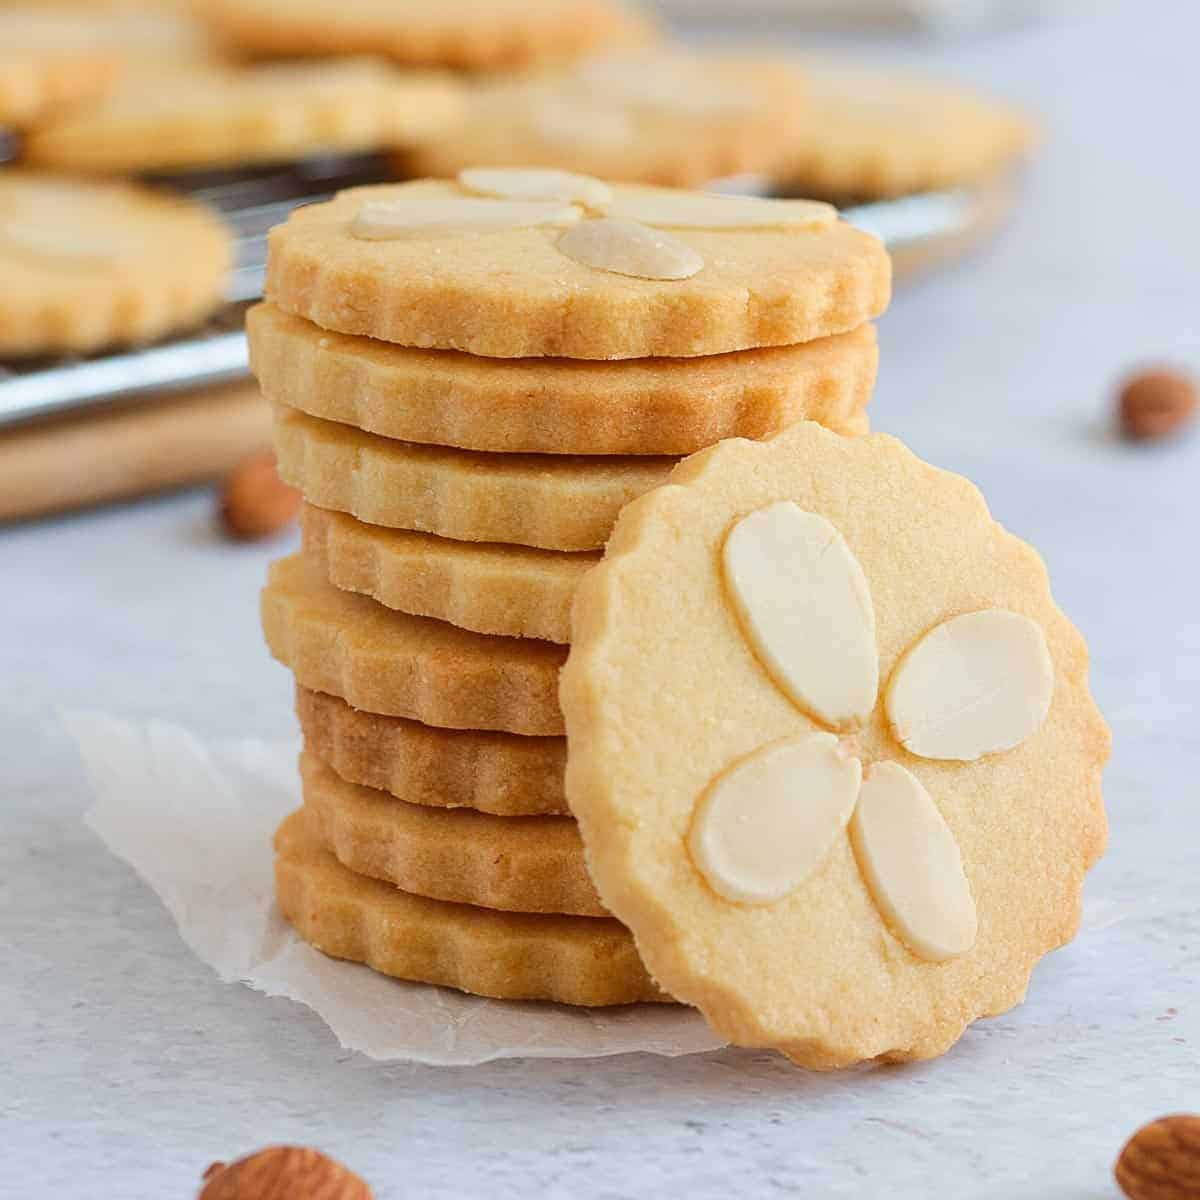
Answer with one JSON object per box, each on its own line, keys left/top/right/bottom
{"left": 775, "top": 61, "right": 1034, "bottom": 200}
{"left": 407, "top": 52, "right": 807, "bottom": 187}
{"left": 22, "top": 59, "right": 462, "bottom": 174}
{"left": 0, "top": 172, "right": 231, "bottom": 356}
{"left": 191, "top": 0, "right": 656, "bottom": 71}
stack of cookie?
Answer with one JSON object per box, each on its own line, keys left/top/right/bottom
{"left": 253, "top": 168, "right": 891, "bottom": 1007}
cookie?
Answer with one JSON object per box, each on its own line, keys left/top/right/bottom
{"left": 296, "top": 687, "right": 567, "bottom": 816}
{"left": 274, "top": 406, "right": 676, "bottom": 552}
{"left": 301, "top": 750, "right": 603, "bottom": 917}
{"left": 249, "top": 303, "right": 877, "bottom": 457}
{"left": 406, "top": 53, "right": 805, "bottom": 188}
{"left": 23, "top": 59, "right": 462, "bottom": 173}
{"left": 264, "top": 174, "right": 890, "bottom": 359}
{"left": 275, "top": 810, "right": 668, "bottom": 1007}
{"left": 560, "top": 421, "right": 1109, "bottom": 1068}
{"left": 776, "top": 63, "right": 1035, "bottom": 200}
{"left": 303, "top": 504, "right": 595, "bottom": 643}
{"left": 0, "top": 12, "right": 118, "bottom": 129}
{"left": 192, "top": 0, "right": 654, "bottom": 72}
{"left": 262, "top": 553, "right": 566, "bottom": 735}
{"left": 0, "top": 173, "right": 231, "bottom": 358}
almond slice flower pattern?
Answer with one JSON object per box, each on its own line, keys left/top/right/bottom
{"left": 688, "top": 500, "right": 1055, "bottom": 962}
{"left": 350, "top": 167, "right": 837, "bottom": 280}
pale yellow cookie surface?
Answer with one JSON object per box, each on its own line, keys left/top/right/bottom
{"left": 301, "top": 750, "right": 604, "bottom": 916}
{"left": 23, "top": 59, "right": 461, "bottom": 173}
{"left": 262, "top": 553, "right": 567, "bottom": 735}
{"left": 275, "top": 811, "right": 668, "bottom": 1006}
{"left": 274, "top": 406, "right": 676, "bottom": 552}
{"left": 297, "top": 687, "right": 568, "bottom": 816}
{"left": 250, "top": 304, "right": 876, "bottom": 456}
{"left": 265, "top": 178, "right": 890, "bottom": 359}
{"left": 777, "top": 63, "right": 1035, "bottom": 199}
{"left": 0, "top": 10, "right": 119, "bottom": 129}
{"left": 561, "top": 422, "right": 1109, "bottom": 1067}
{"left": 193, "top": 0, "right": 654, "bottom": 71}
{"left": 408, "top": 53, "right": 805, "bottom": 188}
{"left": 0, "top": 173, "right": 230, "bottom": 357}
{"left": 303, "top": 504, "right": 596, "bottom": 643}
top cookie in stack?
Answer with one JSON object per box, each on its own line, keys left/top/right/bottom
{"left": 253, "top": 168, "right": 889, "bottom": 1007}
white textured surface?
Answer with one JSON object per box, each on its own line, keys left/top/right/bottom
{"left": 3, "top": 5, "right": 1199, "bottom": 1196}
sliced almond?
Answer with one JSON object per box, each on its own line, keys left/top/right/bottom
{"left": 608, "top": 190, "right": 837, "bottom": 231}
{"left": 688, "top": 733, "right": 861, "bottom": 905}
{"left": 351, "top": 197, "right": 582, "bottom": 240}
{"left": 458, "top": 167, "right": 612, "bottom": 211}
{"left": 556, "top": 217, "right": 703, "bottom": 280}
{"left": 885, "top": 609, "right": 1054, "bottom": 761}
{"left": 850, "top": 761, "right": 977, "bottom": 961}
{"left": 723, "top": 502, "right": 878, "bottom": 730}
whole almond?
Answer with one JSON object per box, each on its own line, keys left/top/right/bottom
{"left": 1115, "top": 1114, "right": 1200, "bottom": 1200}
{"left": 1118, "top": 369, "right": 1197, "bottom": 441}
{"left": 199, "top": 1145, "right": 372, "bottom": 1199}
{"left": 220, "top": 449, "right": 300, "bottom": 540}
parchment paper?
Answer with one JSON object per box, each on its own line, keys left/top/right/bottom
{"left": 62, "top": 709, "right": 725, "bottom": 1066}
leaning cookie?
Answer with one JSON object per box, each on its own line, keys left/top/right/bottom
{"left": 22, "top": 59, "right": 462, "bottom": 173}
{"left": 561, "top": 421, "right": 1109, "bottom": 1068}
{"left": 0, "top": 173, "right": 231, "bottom": 357}
{"left": 192, "top": 0, "right": 655, "bottom": 71}
{"left": 407, "top": 53, "right": 807, "bottom": 188}
{"left": 775, "top": 62, "right": 1035, "bottom": 200}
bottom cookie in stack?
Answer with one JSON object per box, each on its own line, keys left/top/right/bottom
{"left": 276, "top": 810, "right": 668, "bottom": 1007}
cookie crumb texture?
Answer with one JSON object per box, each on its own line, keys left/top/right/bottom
{"left": 264, "top": 179, "right": 890, "bottom": 359}
{"left": 561, "top": 422, "right": 1109, "bottom": 1067}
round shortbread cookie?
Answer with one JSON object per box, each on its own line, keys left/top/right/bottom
{"left": 406, "top": 53, "right": 805, "bottom": 188}
{"left": 303, "top": 504, "right": 595, "bottom": 644}
{"left": 264, "top": 177, "right": 890, "bottom": 360}
{"left": 296, "top": 687, "right": 567, "bottom": 816}
{"left": 23, "top": 59, "right": 462, "bottom": 173}
{"left": 776, "top": 63, "right": 1035, "bottom": 200}
{"left": 192, "top": 0, "right": 654, "bottom": 71}
{"left": 561, "top": 421, "right": 1109, "bottom": 1067}
{"left": 274, "top": 406, "right": 676, "bottom": 553}
{"left": 262, "top": 553, "right": 566, "bottom": 735}
{"left": 275, "top": 811, "right": 669, "bottom": 1007}
{"left": 249, "top": 304, "right": 877, "bottom": 456}
{"left": 301, "top": 750, "right": 604, "bottom": 917}
{"left": 0, "top": 173, "right": 231, "bottom": 358}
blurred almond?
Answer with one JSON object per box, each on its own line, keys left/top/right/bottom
{"left": 220, "top": 449, "right": 300, "bottom": 540}
{"left": 1114, "top": 1114, "right": 1200, "bottom": 1200}
{"left": 199, "top": 1145, "right": 372, "bottom": 1199}
{"left": 1118, "top": 368, "right": 1197, "bottom": 441}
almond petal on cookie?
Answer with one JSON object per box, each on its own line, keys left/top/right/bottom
{"left": 556, "top": 217, "right": 703, "bottom": 280}
{"left": 688, "top": 732, "right": 861, "bottom": 905}
{"left": 351, "top": 196, "right": 583, "bottom": 240}
{"left": 607, "top": 190, "right": 837, "bottom": 231}
{"left": 457, "top": 167, "right": 612, "bottom": 210}
{"left": 885, "top": 609, "right": 1054, "bottom": 761}
{"left": 723, "top": 501, "right": 878, "bottom": 729}
{"left": 850, "top": 761, "right": 977, "bottom": 961}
